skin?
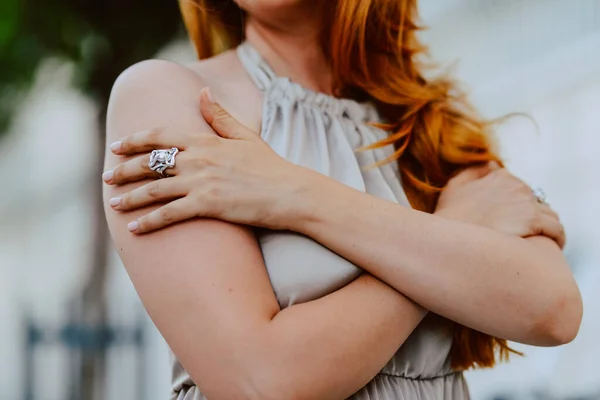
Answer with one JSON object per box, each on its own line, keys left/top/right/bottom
{"left": 105, "top": 60, "right": 426, "bottom": 400}
{"left": 102, "top": 1, "right": 583, "bottom": 398}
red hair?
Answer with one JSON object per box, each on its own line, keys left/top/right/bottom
{"left": 179, "top": 0, "right": 520, "bottom": 370}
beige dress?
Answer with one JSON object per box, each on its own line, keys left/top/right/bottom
{"left": 171, "top": 42, "right": 470, "bottom": 399}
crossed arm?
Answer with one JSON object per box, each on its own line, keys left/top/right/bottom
{"left": 104, "top": 60, "right": 426, "bottom": 400}
{"left": 293, "top": 181, "right": 582, "bottom": 345}
{"left": 104, "top": 59, "right": 582, "bottom": 399}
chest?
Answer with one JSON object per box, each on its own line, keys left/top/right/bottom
{"left": 255, "top": 99, "right": 408, "bottom": 308}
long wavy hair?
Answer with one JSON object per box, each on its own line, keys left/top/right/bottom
{"left": 179, "top": 0, "right": 520, "bottom": 370}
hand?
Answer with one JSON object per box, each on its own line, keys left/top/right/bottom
{"left": 103, "top": 88, "right": 309, "bottom": 233}
{"left": 435, "top": 163, "right": 566, "bottom": 248}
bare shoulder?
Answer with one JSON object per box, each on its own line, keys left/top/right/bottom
{"left": 109, "top": 51, "right": 262, "bottom": 133}
{"left": 116, "top": 58, "right": 207, "bottom": 87}
{"left": 108, "top": 59, "right": 208, "bottom": 122}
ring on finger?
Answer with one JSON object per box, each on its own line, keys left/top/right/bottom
{"left": 148, "top": 147, "right": 179, "bottom": 178}
{"left": 532, "top": 187, "right": 548, "bottom": 205}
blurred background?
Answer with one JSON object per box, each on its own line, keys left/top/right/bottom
{"left": 0, "top": 0, "right": 598, "bottom": 399}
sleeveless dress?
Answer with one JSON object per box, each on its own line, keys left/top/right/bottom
{"left": 171, "top": 42, "right": 470, "bottom": 400}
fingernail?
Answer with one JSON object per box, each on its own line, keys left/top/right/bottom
{"left": 127, "top": 221, "right": 139, "bottom": 232}
{"left": 102, "top": 170, "right": 114, "bottom": 182}
{"left": 110, "top": 141, "right": 122, "bottom": 152}
{"left": 109, "top": 197, "right": 121, "bottom": 207}
{"left": 205, "top": 88, "right": 215, "bottom": 103}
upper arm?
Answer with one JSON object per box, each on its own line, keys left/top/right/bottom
{"left": 103, "top": 60, "right": 280, "bottom": 396}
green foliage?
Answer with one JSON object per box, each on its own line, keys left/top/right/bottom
{"left": 0, "top": 0, "right": 185, "bottom": 134}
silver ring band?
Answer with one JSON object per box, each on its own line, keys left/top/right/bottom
{"left": 532, "top": 187, "right": 547, "bottom": 205}
{"left": 148, "top": 147, "right": 179, "bottom": 178}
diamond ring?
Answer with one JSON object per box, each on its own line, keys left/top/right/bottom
{"left": 148, "top": 147, "right": 179, "bottom": 178}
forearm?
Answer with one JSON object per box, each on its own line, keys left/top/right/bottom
{"left": 256, "top": 274, "right": 425, "bottom": 400}
{"left": 192, "top": 273, "right": 424, "bottom": 400}
{"left": 291, "top": 171, "right": 580, "bottom": 345}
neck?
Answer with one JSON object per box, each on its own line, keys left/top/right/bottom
{"left": 244, "top": 13, "right": 333, "bottom": 95}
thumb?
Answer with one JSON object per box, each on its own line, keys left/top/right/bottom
{"left": 200, "top": 88, "right": 253, "bottom": 140}
{"left": 448, "top": 162, "right": 497, "bottom": 187}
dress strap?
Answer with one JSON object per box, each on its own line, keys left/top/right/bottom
{"left": 236, "top": 42, "right": 277, "bottom": 92}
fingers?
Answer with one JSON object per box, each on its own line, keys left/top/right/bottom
{"left": 109, "top": 128, "right": 189, "bottom": 156}
{"left": 539, "top": 203, "right": 559, "bottom": 220}
{"left": 538, "top": 204, "right": 566, "bottom": 248}
{"left": 525, "top": 203, "right": 566, "bottom": 249}
{"left": 535, "top": 213, "right": 566, "bottom": 249}
{"left": 127, "top": 197, "right": 198, "bottom": 234}
{"left": 109, "top": 177, "right": 190, "bottom": 211}
{"left": 103, "top": 153, "right": 177, "bottom": 184}
{"left": 447, "top": 162, "right": 497, "bottom": 187}
{"left": 200, "top": 88, "right": 255, "bottom": 140}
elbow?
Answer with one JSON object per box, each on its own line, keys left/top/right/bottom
{"left": 531, "top": 285, "right": 583, "bottom": 346}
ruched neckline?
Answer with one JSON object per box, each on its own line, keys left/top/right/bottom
{"left": 236, "top": 41, "right": 379, "bottom": 125}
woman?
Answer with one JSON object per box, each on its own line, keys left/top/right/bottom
{"left": 102, "top": 0, "right": 582, "bottom": 399}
